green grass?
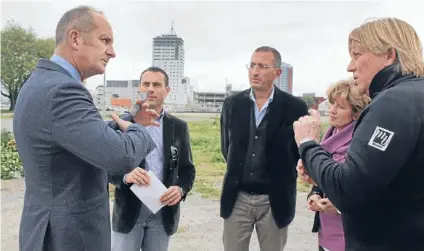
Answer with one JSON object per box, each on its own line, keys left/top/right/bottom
{"left": 188, "top": 119, "right": 330, "bottom": 198}
{"left": 0, "top": 109, "right": 13, "bottom": 119}
{"left": 109, "top": 119, "right": 330, "bottom": 199}
{"left": 1, "top": 109, "right": 12, "bottom": 113}
{"left": 102, "top": 115, "right": 112, "bottom": 120}
{"left": 188, "top": 119, "right": 225, "bottom": 198}
{"left": 0, "top": 115, "right": 13, "bottom": 119}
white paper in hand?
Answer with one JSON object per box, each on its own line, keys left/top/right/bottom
{"left": 130, "top": 170, "right": 167, "bottom": 214}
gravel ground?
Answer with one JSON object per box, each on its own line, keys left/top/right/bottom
{"left": 1, "top": 178, "right": 317, "bottom": 251}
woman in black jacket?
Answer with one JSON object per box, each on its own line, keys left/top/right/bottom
{"left": 295, "top": 17, "right": 424, "bottom": 251}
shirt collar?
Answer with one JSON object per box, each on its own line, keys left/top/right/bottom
{"left": 249, "top": 86, "right": 275, "bottom": 103}
{"left": 50, "top": 54, "right": 81, "bottom": 82}
{"left": 155, "top": 109, "right": 165, "bottom": 122}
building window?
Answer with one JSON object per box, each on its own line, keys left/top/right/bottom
{"left": 106, "top": 81, "right": 128, "bottom": 88}
{"left": 132, "top": 80, "right": 139, "bottom": 87}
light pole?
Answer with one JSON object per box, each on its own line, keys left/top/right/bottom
{"left": 103, "top": 72, "right": 107, "bottom": 110}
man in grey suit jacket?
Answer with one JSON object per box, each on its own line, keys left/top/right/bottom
{"left": 13, "top": 6, "right": 159, "bottom": 251}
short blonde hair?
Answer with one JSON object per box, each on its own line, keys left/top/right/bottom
{"left": 327, "top": 79, "right": 371, "bottom": 114}
{"left": 349, "top": 17, "right": 424, "bottom": 77}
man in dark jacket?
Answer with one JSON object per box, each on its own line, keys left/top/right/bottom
{"left": 294, "top": 18, "right": 424, "bottom": 251}
{"left": 220, "top": 46, "right": 308, "bottom": 251}
{"left": 109, "top": 67, "right": 195, "bottom": 251}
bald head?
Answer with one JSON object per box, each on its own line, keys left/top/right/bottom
{"left": 54, "top": 6, "right": 115, "bottom": 80}
{"left": 55, "top": 6, "right": 103, "bottom": 46}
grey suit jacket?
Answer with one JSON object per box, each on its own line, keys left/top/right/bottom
{"left": 13, "top": 59, "right": 156, "bottom": 251}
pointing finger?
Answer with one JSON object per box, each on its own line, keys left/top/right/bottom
{"left": 140, "top": 102, "right": 149, "bottom": 109}
{"left": 111, "top": 113, "right": 121, "bottom": 123}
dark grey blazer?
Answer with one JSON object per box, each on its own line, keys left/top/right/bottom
{"left": 13, "top": 59, "right": 156, "bottom": 251}
{"left": 220, "top": 87, "right": 308, "bottom": 228}
{"left": 109, "top": 112, "right": 196, "bottom": 236}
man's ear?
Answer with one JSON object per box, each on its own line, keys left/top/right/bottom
{"left": 69, "top": 30, "right": 84, "bottom": 51}
{"left": 275, "top": 68, "right": 282, "bottom": 78}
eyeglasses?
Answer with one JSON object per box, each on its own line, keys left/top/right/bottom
{"left": 246, "top": 63, "right": 277, "bottom": 70}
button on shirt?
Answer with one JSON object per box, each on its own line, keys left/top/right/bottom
{"left": 249, "top": 87, "right": 274, "bottom": 127}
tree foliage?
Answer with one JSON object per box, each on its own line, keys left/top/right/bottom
{"left": 301, "top": 96, "right": 316, "bottom": 108}
{"left": 1, "top": 20, "right": 55, "bottom": 110}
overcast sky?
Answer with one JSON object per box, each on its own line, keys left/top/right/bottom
{"left": 2, "top": 0, "right": 423, "bottom": 96}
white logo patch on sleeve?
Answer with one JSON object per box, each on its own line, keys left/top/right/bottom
{"left": 368, "top": 126, "right": 394, "bottom": 151}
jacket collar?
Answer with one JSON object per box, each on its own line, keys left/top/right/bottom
{"left": 236, "top": 87, "right": 287, "bottom": 143}
{"left": 50, "top": 54, "right": 81, "bottom": 82}
{"left": 37, "top": 58, "right": 70, "bottom": 76}
{"left": 368, "top": 63, "right": 415, "bottom": 99}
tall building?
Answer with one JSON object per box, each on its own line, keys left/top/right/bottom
{"left": 273, "top": 62, "right": 293, "bottom": 94}
{"left": 152, "top": 24, "right": 189, "bottom": 106}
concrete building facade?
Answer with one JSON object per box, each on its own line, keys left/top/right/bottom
{"left": 273, "top": 62, "right": 293, "bottom": 94}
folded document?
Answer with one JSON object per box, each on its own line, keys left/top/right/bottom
{"left": 130, "top": 171, "right": 167, "bottom": 214}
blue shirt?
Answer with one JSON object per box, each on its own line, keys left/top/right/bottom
{"left": 249, "top": 87, "right": 275, "bottom": 127}
{"left": 143, "top": 110, "right": 165, "bottom": 182}
{"left": 50, "top": 54, "right": 81, "bottom": 82}
{"left": 123, "top": 110, "right": 165, "bottom": 183}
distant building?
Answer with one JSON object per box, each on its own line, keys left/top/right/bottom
{"left": 318, "top": 99, "right": 329, "bottom": 115}
{"left": 96, "top": 80, "right": 139, "bottom": 110}
{"left": 96, "top": 24, "right": 194, "bottom": 111}
{"left": 298, "top": 92, "right": 326, "bottom": 110}
{"left": 152, "top": 23, "right": 193, "bottom": 107}
{"left": 312, "top": 96, "right": 326, "bottom": 110}
{"left": 110, "top": 98, "right": 132, "bottom": 108}
{"left": 273, "top": 62, "right": 293, "bottom": 94}
{"left": 193, "top": 84, "right": 242, "bottom": 111}
{"left": 302, "top": 92, "right": 316, "bottom": 97}
{"left": 182, "top": 76, "right": 193, "bottom": 103}
{"left": 94, "top": 85, "right": 106, "bottom": 109}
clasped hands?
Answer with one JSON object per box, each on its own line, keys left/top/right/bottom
{"left": 112, "top": 100, "right": 160, "bottom": 131}
{"left": 308, "top": 194, "right": 338, "bottom": 214}
{"left": 125, "top": 167, "right": 182, "bottom": 206}
{"left": 298, "top": 158, "right": 336, "bottom": 214}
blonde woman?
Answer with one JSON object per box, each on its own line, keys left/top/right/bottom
{"left": 306, "top": 80, "right": 369, "bottom": 251}
{"left": 295, "top": 18, "right": 424, "bottom": 251}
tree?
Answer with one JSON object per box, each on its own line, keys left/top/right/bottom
{"left": 1, "top": 20, "right": 55, "bottom": 111}
{"left": 301, "top": 96, "right": 316, "bottom": 108}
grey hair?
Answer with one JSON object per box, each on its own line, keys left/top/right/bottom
{"left": 254, "top": 46, "right": 282, "bottom": 68}
{"left": 55, "top": 6, "right": 103, "bottom": 46}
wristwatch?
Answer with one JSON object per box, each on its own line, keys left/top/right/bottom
{"left": 179, "top": 187, "right": 185, "bottom": 197}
